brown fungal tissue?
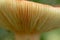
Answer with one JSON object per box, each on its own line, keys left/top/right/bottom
{"left": 0, "top": 0, "right": 60, "bottom": 40}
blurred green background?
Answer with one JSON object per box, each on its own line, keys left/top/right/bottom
{"left": 30, "top": 0, "right": 60, "bottom": 5}
{"left": 0, "top": 0, "right": 60, "bottom": 40}
{"left": 41, "top": 29, "right": 60, "bottom": 40}
{"left": 0, "top": 28, "right": 14, "bottom": 40}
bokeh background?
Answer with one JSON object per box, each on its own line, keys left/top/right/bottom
{"left": 30, "top": 0, "right": 60, "bottom": 5}
{"left": 0, "top": 0, "right": 60, "bottom": 40}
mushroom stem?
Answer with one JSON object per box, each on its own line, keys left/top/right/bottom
{"left": 15, "top": 33, "right": 40, "bottom": 40}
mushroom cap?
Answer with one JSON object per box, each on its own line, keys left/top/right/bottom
{"left": 0, "top": 0, "right": 60, "bottom": 34}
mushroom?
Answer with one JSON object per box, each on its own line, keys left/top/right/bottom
{"left": 0, "top": 0, "right": 60, "bottom": 40}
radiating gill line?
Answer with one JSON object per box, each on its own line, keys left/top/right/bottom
{"left": 0, "top": 9, "right": 18, "bottom": 32}
{"left": 37, "top": 13, "right": 49, "bottom": 32}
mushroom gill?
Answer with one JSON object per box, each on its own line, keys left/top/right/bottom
{"left": 0, "top": 0, "right": 60, "bottom": 40}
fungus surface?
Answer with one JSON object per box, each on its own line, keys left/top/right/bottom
{"left": 0, "top": 0, "right": 60, "bottom": 40}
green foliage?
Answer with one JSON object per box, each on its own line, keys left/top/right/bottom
{"left": 41, "top": 29, "right": 60, "bottom": 40}
{"left": 0, "top": 28, "right": 14, "bottom": 40}
{"left": 30, "top": 0, "right": 60, "bottom": 5}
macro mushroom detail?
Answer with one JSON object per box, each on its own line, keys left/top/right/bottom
{"left": 0, "top": 0, "right": 60, "bottom": 40}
